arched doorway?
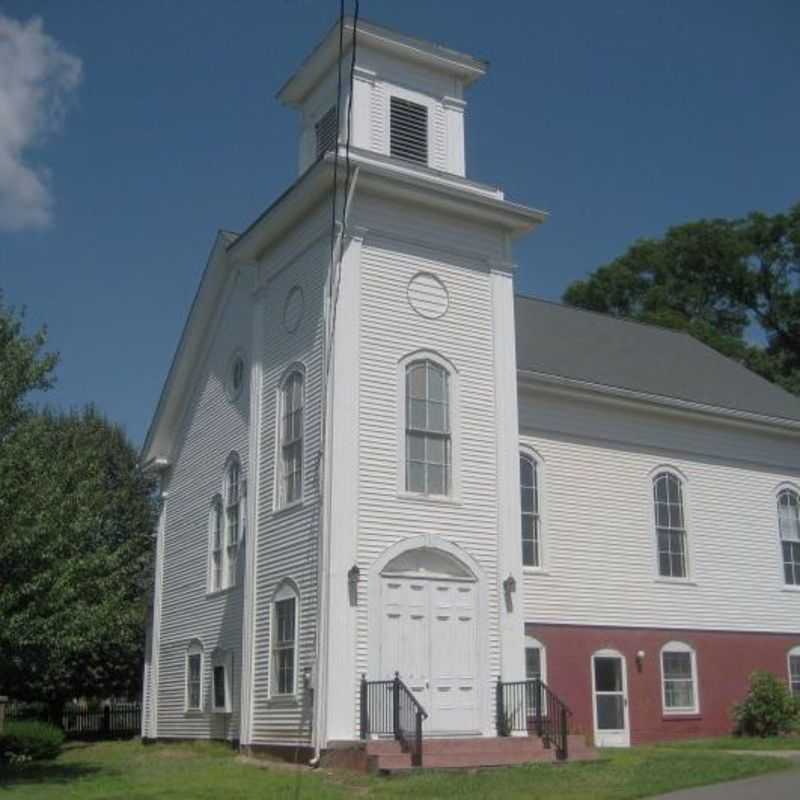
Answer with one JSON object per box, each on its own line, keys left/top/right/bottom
{"left": 375, "top": 544, "right": 480, "bottom": 734}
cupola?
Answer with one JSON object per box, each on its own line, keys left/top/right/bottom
{"left": 277, "top": 18, "right": 487, "bottom": 178}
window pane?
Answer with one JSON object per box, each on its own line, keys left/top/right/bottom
{"left": 594, "top": 657, "right": 622, "bottom": 692}
{"left": 665, "top": 679, "right": 694, "bottom": 709}
{"left": 276, "top": 599, "right": 296, "bottom": 644}
{"left": 407, "top": 364, "right": 426, "bottom": 399}
{"left": 427, "top": 401, "right": 447, "bottom": 433}
{"left": 522, "top": 539, "right": 536, "bottom": 567}
{"left": 428, "top": 464, "right": 446, "bottom": 495}
{"left": 779, "top": 492, "right": 800, "bottom": 542}
{"left": 663, "top": 652, "right": 691, "bottom": 679}
{"left": 213, "top": 665, "right": 226, "bottom": 709}
{"left": 520, "top": 456, "right": 534, "bottom": 487}
{"left": 654, "top": 476, "right": 668, "bottom": 503}
{"left": 596, "top": 695, "right": 624, "bottom": 730}
{"left": 427, "top": 436, "right": 446, "bottom": 465}
{"left": 277, "top": 648, "right": 295, "bottom": 694}
{"left": 526, "top": 647, "right": 541, "bottom": 681}
{"left": 428, "top": 363, "right": 446, "bottom": 402}
{"left": 407, "top": 432, "right": 426, "bottom": 461}
{"left": 409, "top": 399, "right": 427, "bottom": 429}
{"left": 521, "top": 487, "right": 535, "bottom": 513}
{"left": 407, "top": 460, "right": 426, "bottom": 493}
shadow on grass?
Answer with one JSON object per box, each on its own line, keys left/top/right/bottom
{"left": 0, "top": 762, "right": 102, "bottom": 790}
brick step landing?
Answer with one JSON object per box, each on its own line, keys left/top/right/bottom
{"left": 366, "top": 735, "right": 596, "bottom": 773}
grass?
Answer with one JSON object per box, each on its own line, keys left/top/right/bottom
{"left": 0, "top": 738, "right": 793, "bottom": 800}
{"left": 659, "top": 734, "right": 800, "bottom": 751}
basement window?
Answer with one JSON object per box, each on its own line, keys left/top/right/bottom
{"left": 390, "top": 97, "right": 428, "bottom": 166}
{"left": 315, "top": 106, "right": 338, "bottom": 158}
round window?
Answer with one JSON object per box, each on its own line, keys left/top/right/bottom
{"left": 228, "top": 353, "right": 246, "bottom": 401}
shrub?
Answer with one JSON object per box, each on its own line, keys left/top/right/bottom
{"left": 732, "top": 671, "right": 800, "bottom": 737}
{"left": 0, "top": 721, "right": 65, "bottom": 764}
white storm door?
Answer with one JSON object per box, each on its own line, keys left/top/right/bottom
{"left": 429, "top": 581, "right": 479, "bottom": 733}
{"left": 592, "top": 653, "right": 630, "bottom": 747}
{"left": 380, "top": 578, "right": 431, "bottom": 712}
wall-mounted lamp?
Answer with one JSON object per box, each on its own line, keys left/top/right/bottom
{"left": 635, "top": 650, "right": 646, "bottom": 672}
{"left": 502, "top": 574, "right": 517, "bottom": 611}
{"left": 348, "top": 564, "right": 360, "bottom": 606}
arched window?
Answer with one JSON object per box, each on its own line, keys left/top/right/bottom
{"left": 185, "top": 639, "right": 204, "bottom": 712}
{"left": 520, "top": 453, "right": 540, "bottom": 567}
{"left": 280, "top": 370, "right": 304, "bottom": 506}
{"left": 271, "top": 581, "right": 299, "bottom": 697}
{"left": 777, "top": 489, "right": 800, "bottom": 586}
{"left": 660, "top": 641, "right": 699, "bottom": 714}
{"left": 406, "top": 359, "right": 450, "bottom": 495}
{"left": 789, "top": 646, "right": 800, "bottom": 698}
{"left": 209, "top": 495, "right": 223, "bottom": 592}
{"left": 653, "top": 471, "right": 687, "bottom": 578}
{"left": 224, "top": 456, "right": 242, "bottom": 588}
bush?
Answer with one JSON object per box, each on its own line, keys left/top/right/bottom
{"left": 0, "top": 721, "right": 65, "bottom": 765}
{"left": 733, "top": 671, "right": 800, "bottom": 737}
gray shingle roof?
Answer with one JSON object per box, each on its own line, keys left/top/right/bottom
{"left": 514, "top": 294, "right": 800, "bottom": 423}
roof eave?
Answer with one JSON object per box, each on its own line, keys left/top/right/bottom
{"left": 278, "top": 17, "right": 488, "bottom": 108}
{"left": 518, "top": 369, "right": 800, "bottom": 435}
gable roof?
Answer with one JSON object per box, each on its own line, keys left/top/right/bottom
{"left": 514, "top": 294, "right": 800, "bottom": 425}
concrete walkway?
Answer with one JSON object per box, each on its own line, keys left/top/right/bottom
{"left": 652, "top": 752, "right": 800, "bottom": 799}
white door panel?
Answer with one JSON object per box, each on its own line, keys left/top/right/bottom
{"left": 380, "top": 576, "right": 478, "bottom": 734}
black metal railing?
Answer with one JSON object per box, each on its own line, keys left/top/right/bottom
{"left": 496, "top": 678, "right": 571, "bottom": 760}
{"left": 360, "top": 673, "right": 428, "bottom": 767}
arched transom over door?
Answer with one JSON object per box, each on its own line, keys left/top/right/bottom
{"left": 379, "top": 546, "right": 479, "bottom": 734}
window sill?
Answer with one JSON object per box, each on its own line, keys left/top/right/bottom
{"left": 654, "top": 577, "right": 698, "bottom": 587}
{"left": 662, "top": 712, "right": 702, "bottom": 721}
{"left": 396, "top": 491, "right": 461, "bottom": 507}
{"left": 781, "top": 585, "right": 800, "bottom": 593}
{"left": 212, "top": 708, "right": 232, "bottom": 716}
{"left": 184, "top": 709, "right": 204, "bottom": 717}
{"left": 206, "top": 586, "right": 236, "bottom": 599}
{"left": 523, "top": 567, "right": 550, "bottom": 576}
{"left": 272, "top": 499, "right": 305, "bottom": 517}
{"left": 266, "top": 695, "right": 300, "bottom": 709}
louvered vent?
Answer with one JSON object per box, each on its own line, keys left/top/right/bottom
{"left": 390, "top": 97, "right": 428, "bottom": 165}
{"left": 315, "top": 106, "right": 338, "bottom": 158}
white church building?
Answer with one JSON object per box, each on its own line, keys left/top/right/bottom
{"left": 141, "top": 18, "right": 800, "bottom": 767}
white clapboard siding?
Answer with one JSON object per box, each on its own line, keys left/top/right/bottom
{"left": 519, "top": 387, "right": 800, "bottom": 633}
{"left": 353, "top": 216, "right": 506, "bottom": 735}
{"left": 155, "top": 269, "right": 253, "bottom": 741}
{"left": 248, "top": 228, "right": 327, "bottom": 746}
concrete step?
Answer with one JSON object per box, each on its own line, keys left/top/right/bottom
{"left": 422, "top": 749, "right": 556, "bottom": 769}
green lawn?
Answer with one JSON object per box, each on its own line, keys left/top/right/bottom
{"left": 659, "top": 734, "right": 800, "bottom": 751}
{"left": 0, "top": 739, "right": 793, "bottom": 800}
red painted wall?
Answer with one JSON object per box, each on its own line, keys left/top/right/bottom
{"left": 527, "top": 623, "right": 800, "bottom": 745}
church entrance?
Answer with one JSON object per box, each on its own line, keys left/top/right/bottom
{"left": 378, "top": 546, "right": 480, "bottom": 734}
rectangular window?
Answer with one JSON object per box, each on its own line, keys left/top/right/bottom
{"left": 281, "top": 373, "right": 304, "bottom": 506}
{"left": 213, "top": 665, "right": 227, "bottom": 711}
{"left": 406, "top": 360, "right": 450, "bottom": 495}
{"left": 520, "top": 455, "right": 540, "bottom": 567}
{"left": 790, "top": 655, "right": 800, "bottom": 698}
{"left": 390, "top": 97, "right": 428, "bottom": 165}
{"left": 662, "top": 650, "right": 696, "bottom": 712}
{"left": 315, "top": 105, "right": 338, "bottom": 158}
{"left": 187, "top": 653, "right": 202, "bottom": 711}
{"left": 654, "top": 473, "right": 688, "bottom": 578}
{"left": 526, "top": 647, "right": 541, "bottom": 682}
{"left": 211, "top": 501, "right": 223, "bottom": 591}
{"left": 273, "top": 598, "right": 296, "bottom": 695}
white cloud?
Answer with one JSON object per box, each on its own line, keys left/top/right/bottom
{"left": 0, "top": 13, "right": 81, "bottom": 232}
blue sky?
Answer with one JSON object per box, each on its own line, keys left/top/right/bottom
{"left": 1, "top": 0, "right": 798, "bottom": 446}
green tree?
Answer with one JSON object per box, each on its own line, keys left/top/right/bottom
{"left": 0, "top": 407, "right": 156, "bottom": 721}
{"left": 0, "top": 291, "right": 58, "bottom": 441}
{"left": 563, "top": 203, "right": 800, "bottom": 395}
